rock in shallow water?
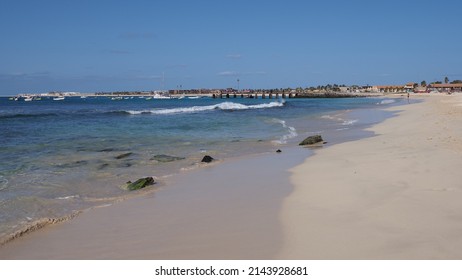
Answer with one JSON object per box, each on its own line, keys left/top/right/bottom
{"left": 125, "top": 177, "right": 155, "bottom": 191}
{"left": 299, "top": 135, "right": 323, "bottom": 146}
{"left": 150, "top": 154, "right": 185, "bottom": 163}
{"left": 115, "top": 152, "right": 133, "bottom": 159}
{"left": 201, "top": 155, "right": 214, "bottom": 163}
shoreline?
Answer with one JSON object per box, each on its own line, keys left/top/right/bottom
{"left": 0, "top": 97, "right": 403, "bottom": 259}
{"left": 279, "top": 94, "right": 462, "bottom": 259}
{"left": 0, "top": 148, "right": 310, "bottom": 259}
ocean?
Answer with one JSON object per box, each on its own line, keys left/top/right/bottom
{"left": 0, "top": 95, "right": 402, "bottom": 241}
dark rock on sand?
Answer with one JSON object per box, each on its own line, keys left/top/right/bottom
{"left": 117, "top": 161, "right": 132, "bottom": 168}
{"left": 126, "top": 177, "right": 155, "bottom": 191}
{"left": 201, "top": 155, "right": 214, "bottom": 163}
{"left": 98, "top": 163, "right": 110, "bottom": 170}
{"left": 299, "top": 135, "right": 323, "bottom": 146}
{"left": 276, "top": 149, "right": 282, "bottom": 153}
{"left": 58, "top": 160, "right": 88, "bottom": 168}
{"left": 150, "top": 154, "right": 185, "bottom": 163}
{"left": 115, "top": 152, "right": 133, "bottom": 159}
{"left": 99, "top": 148, "right": 116, "bottom": 152}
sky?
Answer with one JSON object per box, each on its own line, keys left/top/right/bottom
{"left": 0, "top": 0, "right": 461, "bottom": 95}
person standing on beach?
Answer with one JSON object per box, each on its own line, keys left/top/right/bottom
{"left": 407, "top": 92, "right": 410, "bottom": 103}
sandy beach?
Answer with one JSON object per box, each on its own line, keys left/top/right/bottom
{"left": 279, "top": 94, "right": 462, "bottom": 259}
{"left": 1, "top": 94, "right": 462, "bottom": 259}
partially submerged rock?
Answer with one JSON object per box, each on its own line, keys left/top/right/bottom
{"left": 99, "top": 148, "right": 116, "bottom": 152}
{"left": 115, "top": 152, "right": 133, "bottom": 159}
{"left": 150, "top": 154, "right": 185, "bottom": 163}
{"left": 57, "top": 160, "right": 88, "bottom": 168}
{"left": 125, "top": 177, "right": 155, "bottom": 191}
{"left": 98, "top": 163, "right": 110, "bottom": 170}
{"left": 299, "top": 135, "right": 323, "bottom": 146}
{"left": 201, "top": 155, "right": 214, "bottom": 163}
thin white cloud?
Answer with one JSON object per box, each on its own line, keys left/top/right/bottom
{"left": 217, "top": 71, "right": 267, "bottom": 77}
{"left": 226, "top": 54, "right": 242, "bottom": 59}
{"left": 0, "top": 72, "right": 52, "bottom": 80}
{"left": 135, "top": 75, "right": 162, "bottom": 80}
{"left": 217, "top": 71, "right": 239, "bottom": 77}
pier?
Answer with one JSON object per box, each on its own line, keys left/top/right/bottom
{"left": 210, "top": 91, "right": 382, "bottom": 99}
{"left": 212, "top": 92, "right": 297, "bottom": 99}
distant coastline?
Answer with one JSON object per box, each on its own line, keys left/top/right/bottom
{"left": 7, "top": 80, "right": 462, "bottom": 99}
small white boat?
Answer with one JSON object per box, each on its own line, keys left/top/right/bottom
{"left": 152, "top": 93, "right": 172, "bottom": 99}
{"left": 24, "top": 96, "right": 33, "bottom": 102}
{"left": 53, "top": 96, "right": 65, "bottom": 101}
{"left": 188, "top": 96, "right": 200, "bottom": 99}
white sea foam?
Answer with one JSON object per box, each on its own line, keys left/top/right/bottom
{"left": 55, "top": 195, "right": 80, "bottom": 200}
{"left": 125, "top": 110, "right": 150, "bottom": 115}
{"left": 342, "top": 119, "right": 358, "bottom": 125}
{"left": 125, "top": 101, "right": 284, "bottom": 115}
{"left": 322, "top": 114, "right": 358, "bottom": 126}
{"left": 0, "top": 176, "right": 8, "bottom": 191}
{"left": 378, "top": 99, "right": 396, "bottom": 105}
{"left": 272, "top": 119, "right": 298, "bottom": 144}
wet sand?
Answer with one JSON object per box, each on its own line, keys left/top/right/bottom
{"left": 0, "top": 148, "right": 310, "bottom": 259}
{"left": 279, "top": 94, "right": 462, "bottom": 259}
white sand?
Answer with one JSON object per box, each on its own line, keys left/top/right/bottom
{"left": 279, "top": 94, "right": 462, "bottom": 259}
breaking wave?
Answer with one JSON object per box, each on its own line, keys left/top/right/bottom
{"left": 124, "top": 101, "right": 284, "bottom": 115}
{"left": 272, "top": 118, "right": 298, "bottom": 144}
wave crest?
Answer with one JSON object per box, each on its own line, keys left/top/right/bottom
{"left": 125, "top": 101, "right": 284, "bottom": 115}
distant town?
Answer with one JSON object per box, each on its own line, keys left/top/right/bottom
{"left": 11, "top": 78, "right": 462, "bottom": 100}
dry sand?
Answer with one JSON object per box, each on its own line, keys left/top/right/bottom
{"left": 279, "top": 94, "right": 462, "bottom": 259}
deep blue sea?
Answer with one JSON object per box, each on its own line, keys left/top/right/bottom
{"left": 0, "top": 95, "right": 401, "bottom": 240}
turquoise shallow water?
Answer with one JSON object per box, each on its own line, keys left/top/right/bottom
{"left": 0, "top": 95, "right": 402, "bottom": 239}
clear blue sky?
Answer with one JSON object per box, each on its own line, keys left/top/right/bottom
{"left": 1, "top": 0, "right": 461, "bottom": 95}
